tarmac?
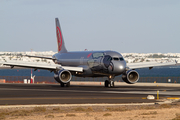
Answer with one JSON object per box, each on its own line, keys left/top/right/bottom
{"left": 0, "top": 82, "right": 179, "bottom": 106}
{"left": 71, "top": 81, "right": 180, "bottom": 87}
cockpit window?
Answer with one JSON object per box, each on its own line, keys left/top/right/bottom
{"left": 113, "top": 57, "right": 119, "bottom": 61}
{"left": 112, "top": 57, "right": 124, "bottom": 61}
{"left": 92, "top": 53, "right": 104, "bottom": 59}
{"left": 106, "top": 56, "right": 112, "bottom": 61}
{"left": 119, "top": 57, "right": 124, "bottom": 61}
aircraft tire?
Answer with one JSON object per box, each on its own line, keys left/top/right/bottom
{"left": 66, "top": 82, "right": 70, "bottom": 87}
{"left": 60, "top": 83, "right": 65, "bottom": 87}
{"left": 105, "top": 80, "right": 109, "bottom": 87}
{"left": 110, "top": 81, "right": 114, "bottom": 87}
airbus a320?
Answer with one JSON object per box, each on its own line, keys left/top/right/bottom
{"left": 1, "top": 18, "right": 176, "bottom": 87}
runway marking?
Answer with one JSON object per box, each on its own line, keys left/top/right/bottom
{"left": 0, "top": 97, "right": 144, "bottom": 101}
{"left": 0, "top": 88, "right": 179, "bottom": 96}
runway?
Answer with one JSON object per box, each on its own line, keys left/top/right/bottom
{"left": 0, "top": 83, "right": 179, "bottom": 105}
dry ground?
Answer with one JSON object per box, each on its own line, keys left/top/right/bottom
{"left": 0, "top": 101, "right": 180, "bottom": 120}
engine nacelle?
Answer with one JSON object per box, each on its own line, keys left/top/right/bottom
{"left": 54, "top": 70, "right": 72, "bottom": 84}
{"left": 122, "top": 70, "right": 139, "bottom": 84}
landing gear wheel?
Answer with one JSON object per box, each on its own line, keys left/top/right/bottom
{"left": 105, "top": 80, "right": 114, "bottom": 87}
{"left": 105, "top": 80, "right": 110, "bottom": 87}
{"left": 60, "top": 83, "right": 65, "bottom": 87}
{"left": 66, "top": 82, "right": 70, "bottom": 87}
{"left": 110, "top": 81, "right": 114, "bottom": 87}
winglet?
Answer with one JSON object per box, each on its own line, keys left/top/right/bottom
{"left": 55, "top": 18, "right": 68, "bottom": 53}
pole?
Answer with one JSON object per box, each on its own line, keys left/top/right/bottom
{"left": 157, "top": 90, "right": 159, "bottom": 100}
{"left": 31, "top": 49, "right": 33, "bottom": 84}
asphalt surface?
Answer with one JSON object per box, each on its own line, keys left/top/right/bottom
{"left": 0, "top": 83, "right": 180, "bottom": 105}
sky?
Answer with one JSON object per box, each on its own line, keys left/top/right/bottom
{"left": 0, "top": 0, "right": 180, "bottom": 53}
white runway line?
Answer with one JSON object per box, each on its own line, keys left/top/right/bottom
{"left": 0, "top": 87, "right": 179, "bottom": 95}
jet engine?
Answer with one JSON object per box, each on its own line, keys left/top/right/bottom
{"left": 122, "top": 70, "right": 139, "bottom": 84}
{"left": 54, "top": 69, "right": 72, "bottom": 84}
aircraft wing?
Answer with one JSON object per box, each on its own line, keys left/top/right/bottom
{"left": 127, "top": 61, "right": 177, "bottom": 70}
{"left": 0, "top": 61, "right": 83, "bottom": 72}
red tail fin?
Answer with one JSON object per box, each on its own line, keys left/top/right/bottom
{"left": 55, "top": 18, "right": 67, "bottom": 53}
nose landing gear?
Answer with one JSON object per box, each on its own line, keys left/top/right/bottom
{"left": 104, "top": 75, "right": 115, "bottom": 87}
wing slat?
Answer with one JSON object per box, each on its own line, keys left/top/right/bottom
{"left": 127, "top": 62, "right": 176, "bottom": 69}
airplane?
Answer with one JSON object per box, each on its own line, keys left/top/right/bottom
{"left": 0, "top": 18, "right": 176, "bottom": 87}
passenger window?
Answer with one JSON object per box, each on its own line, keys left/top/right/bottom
{"left": 92, "top": 53, "right": 104, "bottom": 59}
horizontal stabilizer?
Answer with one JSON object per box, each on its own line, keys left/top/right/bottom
{"left": 24, "top": 55, "right": 55, "bottom": 60}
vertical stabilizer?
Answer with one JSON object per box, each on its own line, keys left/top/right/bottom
{"left": 55, "top": 18, "right": 68, "bottom": 53}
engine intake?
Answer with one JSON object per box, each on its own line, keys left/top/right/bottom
{"left": 54, "top": 70, "right": 72, "bottom": 83}
{"left": 122, "top": 70, "right": 139, "bottom": 84}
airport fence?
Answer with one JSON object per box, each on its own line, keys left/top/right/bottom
{"left": 0, "top": 76, "right": 179, "bottom": 84}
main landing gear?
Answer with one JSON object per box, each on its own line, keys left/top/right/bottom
{"left": 60, "top": 82, "right": 70, "bottom": 87}
{"left": 104, "top": 75, "right": 114, "bottom": 87}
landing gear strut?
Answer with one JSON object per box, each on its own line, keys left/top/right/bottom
{"left": 66, "top": 82, "right": 70, "bottom": 87}
{"left": 104, "top": 75, "right": 114, "bottom": 87}
{"left": 60, "top": 82, "right": 70, "bottom": 87}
